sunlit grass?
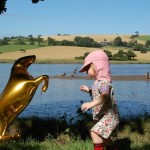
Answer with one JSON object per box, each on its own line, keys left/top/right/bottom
{"left": 0, "top": 138, "right": 93, "bottom": 150}
{"left": 0, "top": 112, "right": 149, "bottom": 150}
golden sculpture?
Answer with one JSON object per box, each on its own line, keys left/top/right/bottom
{"left": 0, "top": 55, "right": 49, "bottom": 140}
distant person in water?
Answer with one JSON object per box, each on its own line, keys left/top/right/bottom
{"left": 79, "top": 50, "right": 119, "bottom": 150}
{"left": 146, "top": 72, "right": 149, "bottom": 79}
{"left": 73, "top": 67, "right": 78, "bottom": 75}
{"left": 62, "top": 72, "right": 66, "bottom": 76}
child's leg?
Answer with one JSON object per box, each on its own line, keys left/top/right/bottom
{"left": 91, "top": 131, "right": 104, "bottom": 143}
{"left": 91, "top": 131, "right": 106, "bottom": 150}
{"left": 93, "top": 143, "right": 105, "bottom": 150}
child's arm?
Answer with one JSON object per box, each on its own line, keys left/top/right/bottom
{"left": 81, "top": 91, "right": 109, "bottom": 111}
{"left": 80, "top": 85, "right": 91, "bottom": 93}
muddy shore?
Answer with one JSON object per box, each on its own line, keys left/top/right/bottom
{"left": 49, "top": 75, "right": 150, "bottom": 81}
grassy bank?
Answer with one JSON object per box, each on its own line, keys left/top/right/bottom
{"left": 34, "top": 59, "right": 150, "bottom": 64}
{"left": 0, "top": 112, "right": 150, "bottom": 150}
{"left": 0, "top": 58, "right": 150, "bottom": 64}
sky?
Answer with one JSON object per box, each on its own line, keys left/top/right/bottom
{"left": 0, "top": 0, "right": 150, "bottom": 38}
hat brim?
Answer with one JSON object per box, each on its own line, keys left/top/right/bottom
{"left": 79, "top": 62, "right": 92, "bottom": 72}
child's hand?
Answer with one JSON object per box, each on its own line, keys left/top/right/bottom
{"left": 81, "top": 102, "right": 92, "bottom": 111}
{"left": 80, "top": 85, "right": 90, "bottom": 93}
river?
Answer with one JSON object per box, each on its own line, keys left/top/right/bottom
{"left": 0, "top": 63, "right": 150, "bottom": 118}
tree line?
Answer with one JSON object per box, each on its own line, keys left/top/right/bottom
{"left": 1, "top": 35, "right": 150, "bottom": 52}
{"left": 0, "top": 35, "right": 102, "bottom": 48}
{"left": 1, "top": 35, "right": 150, "bottom": 61}
{"left": 113, "top": 36, "right": 150, "bottom": 53}
{"left": 75, "top": 49, "right": 137, "bottom": 61}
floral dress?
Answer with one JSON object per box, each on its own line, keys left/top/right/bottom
{"left": 90, "top": 80, "right": 119, "bottom": 139}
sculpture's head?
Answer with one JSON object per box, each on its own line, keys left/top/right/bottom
{"left": 12, "top": 55, "right": 36, "bottom": 71}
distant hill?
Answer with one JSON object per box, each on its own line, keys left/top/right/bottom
{"left": 43, "top": 34, "right": 149, "bottom": 44}
{"left": 0, "top": 34, "right": 149, "bottom": 63}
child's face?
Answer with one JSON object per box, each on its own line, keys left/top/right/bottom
{"left": 87, "top": 64, "right": 96, "bottom": 78}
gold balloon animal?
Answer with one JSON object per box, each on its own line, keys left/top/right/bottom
{"left": 0, "top": 55, "right": 49, "bottom": 140}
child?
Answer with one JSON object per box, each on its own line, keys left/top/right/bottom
{"left": 79, "top": 50, "right": 119, "bottom": 150}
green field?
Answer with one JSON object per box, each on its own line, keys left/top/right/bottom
{"left": 0, "top": 44, "right": 41, "bottom": 53}
{"left": 136, "top": 35, "right": 150, "bottom": 41}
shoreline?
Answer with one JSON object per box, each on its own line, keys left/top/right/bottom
{"left": 0, "top": 59, "right": 150, "bottom": 64}
{"left": 49, "top": 75, "right": 150, "bottom": 81}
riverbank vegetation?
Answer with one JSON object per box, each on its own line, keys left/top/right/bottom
{"left": 0, "top": 110, "right": 150, "bottom": 150}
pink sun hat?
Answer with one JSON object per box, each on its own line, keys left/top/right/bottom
{"left": 79, "top": 50, "right": 112, "bottom": 82}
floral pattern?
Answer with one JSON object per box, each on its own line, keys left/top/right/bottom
{"left": 90, "top": 80, "right": 119, "bottom": 139}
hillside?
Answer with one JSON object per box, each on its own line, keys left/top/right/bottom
{"left": 0, "top": 34, "right": 149, "bottom": 63}
{"left": 43, "top": 34, "right": 146, "bottom": 44}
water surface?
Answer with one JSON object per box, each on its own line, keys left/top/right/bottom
{"left": 0, "top": 63, "right": 149, "bottom": 118}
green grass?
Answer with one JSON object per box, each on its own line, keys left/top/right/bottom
{"left": 0, "top": 44, "right": 41, "bottom": 53}
{"left": 0, "top": 138, "right": 93, "bottom": 150}
{"left": 135, "top": 35, "right": 150, "bottom": 41}
{"left": 0, "top": 112, "right": 150, "bottom": 150}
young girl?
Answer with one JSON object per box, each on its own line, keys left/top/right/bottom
{"left": 79, "top": 50, "right": 119, "bottom": 150}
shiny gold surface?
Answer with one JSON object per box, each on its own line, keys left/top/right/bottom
{"left": 0, "top": 55, "right": 49, "bottom": 140}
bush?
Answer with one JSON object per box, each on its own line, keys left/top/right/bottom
{"left": 75, "top": 56, "right": 84, "bottom": 60}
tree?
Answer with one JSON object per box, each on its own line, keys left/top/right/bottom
{"left": 28, "top": 35, "right": 34, "bottom": 41}
{"left": 83, "top": 52, "right": 89, "bottom": 58}
{"left": 0, "top": 37, "right": 9, "bottom": 45}
{"left": 74, "top": 36, "right": 95, "bottom": 47}
{"left": 0, "top": 0, "right": 44, "bottom": 14}
{"left": 126, "top": 50, "right": 136, "bottom": 60}
{"left": 117, "top": 50, "right": 126, "bottom": 59}
{"left": 103, "top": 50, "right": 112, "bottom": 60}
{"left": 135, "top": 31, "right": 139, "bottom": 36}
{"left": 113, "top": 37, "right": 123, "bottom": 46}
{"left": 47, "top": 37, "right": 56, "bottom": 46}
{"left": 113, "top": 50, "right": 127, "bottom": 60}
{"left": 92, "top": 41, "right": 102, "bottom": 48}
{"left": 36, "top": 35, "right": 44, "bottom": 46}
{"left": 133, "top": 43, "right": 144, "bottom": 51}
{"left": 145, "top": 40, "right": 150, "bottom": 47}
{"left": 0, "top": 0, "right": 7, "bottom": 14}
{"left": 31, "top": 0, "right": 44, "bottom": 3}
{"left": 61, "top": 40, "right": 75, "bottom": 46}
{"left": 14, "top": 38, "right": 26, "bottom": 45}
{"left": 28, "top": 35, "right": 33, "bottom": 39}
{"left": 126, "top": 41, "right": 136, "bottom": 48}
